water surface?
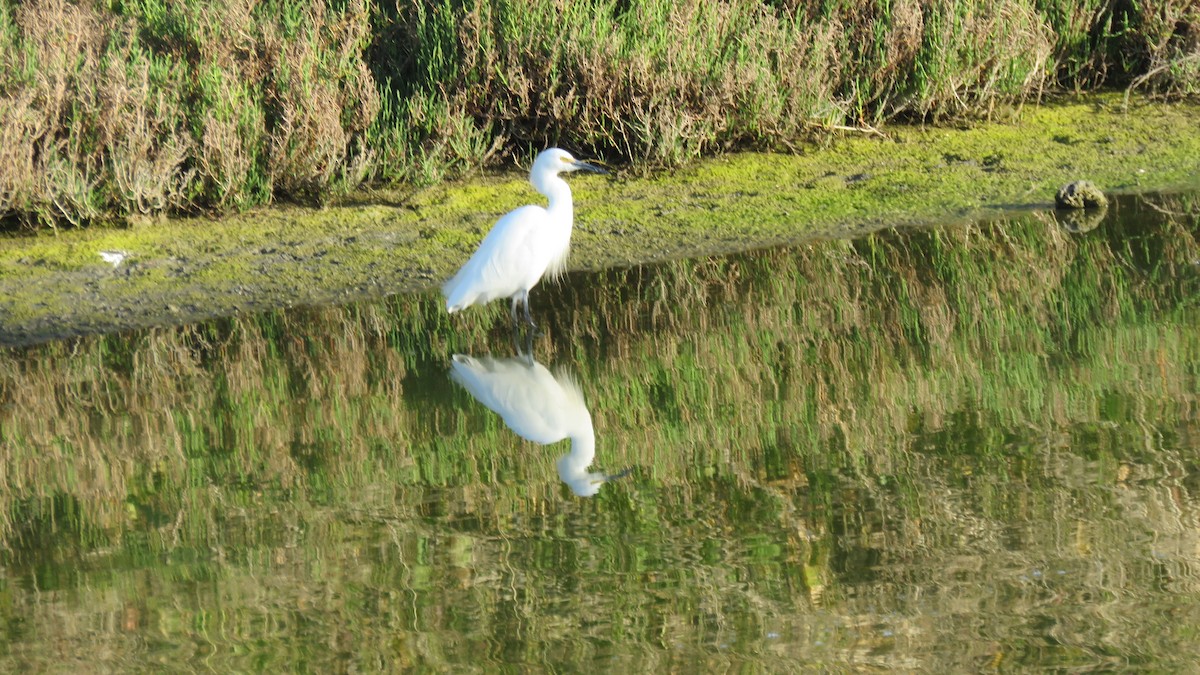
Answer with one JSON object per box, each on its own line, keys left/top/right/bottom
{"left": 1, "top": 193, "right": 1198, "bottom": 671}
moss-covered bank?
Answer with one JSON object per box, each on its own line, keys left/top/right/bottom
{"left": 0, "top": 95, "right": 1198, "bottom": 347}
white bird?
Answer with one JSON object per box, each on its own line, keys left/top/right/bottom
{"left": 98, "top": 250, "right": 129, "bottom": 268}
{"left": 442, "top": 148, "right": 607, "bottom": 327}
{"left": 449, "top": 353, "right": 628, "bottom": 497}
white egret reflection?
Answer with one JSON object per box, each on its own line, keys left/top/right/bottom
{"left": 450, "top": 353, "right": 628, "bottom": 497}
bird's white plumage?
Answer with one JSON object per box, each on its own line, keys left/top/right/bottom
{"left": 442, "top": 205, "right": 562, "bottom": 310}
{"left": 450, "top": 354, "right": 588, "bottom": 445}
{"left": 442, "top": 148, "right": 605, "bottom": 324}
{"left": 450, "top": 353, "right": 616, "bottom": 497}
{"left": 99, "top": 250, "right": 129, "bottom": 268}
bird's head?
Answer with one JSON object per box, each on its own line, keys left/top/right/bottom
{"left": 534, "top": 148, "right": 608, "bottom": 177}
{"left": 557, "top": 459, "right": 634, "bottom": 497}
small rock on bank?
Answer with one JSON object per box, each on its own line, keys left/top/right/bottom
{"left": 1055, "top": 181, "right": 1108, "bottom": 209}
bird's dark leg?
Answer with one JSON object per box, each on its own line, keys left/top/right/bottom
{"left": 510, "top": 296, "right": 521, "bottom": 324}
{"left": 510, "top": 321, "right": 527, "bottom": 357}
{"left": 520, "top": 290, "right": 538, "bottom": 331}
{"left": 522, "top": 295, "right": 536, "bottom": 328}
{"left": 511, "top": 321, "right": 536, "bottom": 357}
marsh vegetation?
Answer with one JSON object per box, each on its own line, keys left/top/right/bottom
{"left": 2, "top": 0, "right": 1199, "bottom": 226}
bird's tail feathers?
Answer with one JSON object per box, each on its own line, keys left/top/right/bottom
{"left": 543, "top": 242, "right": 572, "bottom": 282}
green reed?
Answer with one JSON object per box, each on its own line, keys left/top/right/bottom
{"left": 4, "top": 1, "right": 1199, "bottom": 227}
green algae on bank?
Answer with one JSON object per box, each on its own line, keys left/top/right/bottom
{"left": 1, "top": 95, "right": 1199, "bottom": 347}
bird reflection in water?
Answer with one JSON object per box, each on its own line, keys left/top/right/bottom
{"left": 450, "top": 352, "right": 631, "bottom": 497}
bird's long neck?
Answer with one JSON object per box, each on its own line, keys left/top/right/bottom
{"left": 533, "top": 174, "right": 574, "bottom": 222}
{"left": 563, "top": 429, "right": 595, "bottom": 472}
{"left": 557, "top": 418, "right": 598, "bottom": 494}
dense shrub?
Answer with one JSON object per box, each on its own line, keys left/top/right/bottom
{"left": 0, "top": 0, "right": 1196, "bottom": 227}
{"left": 0, "top": 0, "right": 377, "bottom": 226}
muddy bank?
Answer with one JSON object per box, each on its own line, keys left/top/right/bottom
{"left": 1, "top": 95, "right": 1198, "bottom": 348}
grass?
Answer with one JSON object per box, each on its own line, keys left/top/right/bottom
{"left": 0, "top": 0, "right": 379, "bottom": 226}
{"left": 1, "top": 0, "right": 1198, "bottom": 228}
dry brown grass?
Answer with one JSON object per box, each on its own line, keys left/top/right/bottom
{"left": 0, "top": 0, "right": 377, "bottom": 225}
{"left": 263, "top": 2, "right": 380, "bottom": 200}
{"left": 0, "top": 0, "right": 1194, "bottom": 226}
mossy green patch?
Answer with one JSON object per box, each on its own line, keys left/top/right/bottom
{"left": 1, "top": 94, "right": 1198, "bottom": 347}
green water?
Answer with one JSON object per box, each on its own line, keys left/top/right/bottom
{"left": 0, "top": 192, "right": 1197, "bottom": 671}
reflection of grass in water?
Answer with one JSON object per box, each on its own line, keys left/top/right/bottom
{"left": 2, "top": 195, "right": 1196, "bottom": 526}
{"left": 550, "top": 194, "right": 1196, "bottom": 471}
{"left": 0, "top": 194, "right": 1197, "bottom": 670}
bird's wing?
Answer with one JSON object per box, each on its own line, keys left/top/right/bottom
{"left": 443, "top": 206, "right": 549, "bottom": 307}
{"left": 450, "top": 354, "right": 580, "bottom": 445}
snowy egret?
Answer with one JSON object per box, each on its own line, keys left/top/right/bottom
{"left": 442, "top": 148, "right": 608, "bottom": 327}
{"left": 449, "top": 353, "right": 628, "bottom": 497}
